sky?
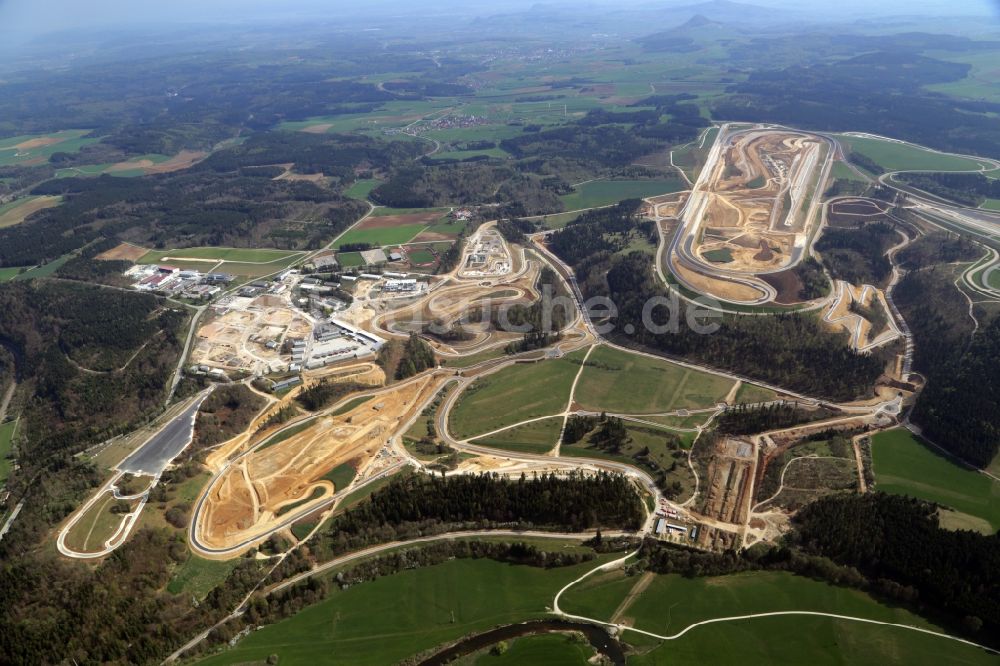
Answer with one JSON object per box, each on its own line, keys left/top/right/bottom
{"left": 0, "top": 0, "right": 998, "bottom": 47}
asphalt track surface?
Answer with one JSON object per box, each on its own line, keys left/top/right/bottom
{"left": 118, "top": 392, "right": 209, "bottom": 476}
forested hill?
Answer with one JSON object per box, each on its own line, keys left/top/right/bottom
{"left": 0, "top": 281, "right": 189, "bottom": 549}
{"left": 713, "top": 50, "right": 1000, "bottom": 158}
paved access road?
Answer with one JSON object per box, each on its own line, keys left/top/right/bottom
{"left": 118, "top": 390, "right": 211, "bottom": 476}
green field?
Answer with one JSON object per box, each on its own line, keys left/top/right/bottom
{"left": 986, "top": 267, "right": 1000, "bottom": 291}
{"left": 562, "top": 422, "right": 696, "bottom": 496}
{"left": 0, "top": 130, "right": 100, "bottom": 167}
{"left": 335, "top": 224, "right": 428, "bottom": 248}
{"left": 471, "top": 416, "right": 562, "bottom": 455}
{"left": 733, "top": 381, "right": 779, "bottom": 405}
{"left": 0, "top": 267, "right": 27, "bottom": 282}
{"left": 702, "top": 248, "right": 733, "bottom": 263}
{"left": 54, "top": 153, "right": 170, "bottom": 179}
{"left": 335, "top": 251, "right": 365, "bottom": 268}
{"left": 574, "top": 345, "right": 734, "bottom": 415}
{"left": 564, "top": 569, "right": 993, "bottom": 665}
{"left": 839, "top": 135, "right": 991, "bottom": 173}
{"left": 533, "top": 210, "right": 583, "bottom": 230}
{"left": 276, "top": 487, "right": 325, "bottom": 517}
{"left": 321, "top": 462, "right": 357, "bottom": 492}
{"left": 329, "top": 395, "right": 373, "bottom": 416}
{"left": 167, "top": 556, "right": 238, "bottom": 599}
{"left": 196, "top": 555, "right": 612, "bottom": 666}
{"left": 13, "top": 252, "right": 74, "bottom": 280}
{"left": 831, "top": 160, "right": 867, "bottom": 182}
{"left": 258, "top": 418, "right": 317, "bottom": 451}
{"left": 422, "top": 216, "right": 468, "bottom": 237}
{"left": 215, "top": 258, "right": 302, "bottom": 277}
{"left": 406, "top": 248, "right": 436, "bottom": 264}
{"left": 370, "top": 206, "right": 450, "bottom": 217}
{"left": 139, "top": 247, "right": 302, "bottom": 264}
{"left": 559, "top": 179, "right": 684, "bottom": 211}
{"left": 343, "top": 178, "right": 382, "bottom": 200}
{"left": 449, "top": 351, "right": 586, "bottom": 438}
{"left": 981, "top": 198, "right": 1000, "bottom": 211}
{"left": 871, "top": 428, "right": 1000, "bottom": 532}
{"left": 0, "top": 420, "right": 16, "bottom": 486}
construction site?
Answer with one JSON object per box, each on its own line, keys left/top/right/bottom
{"left": 193, "top": 373, "right": 447, "bottom": 554}
{"left": 367, "top": 224, "right": 551, "bottom": 356}
{"left": 670, "top": 125, "right": 834, "bottom": 305}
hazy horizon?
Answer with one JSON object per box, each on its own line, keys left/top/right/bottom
{"left": 1, "top": 0, "right": 998, "bottom": 50}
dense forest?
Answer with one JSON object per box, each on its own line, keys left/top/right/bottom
{"left": 548, "top": 206, "right": 886, "bottom": 400}
{"left": 895, "top": 265, "right": 1000, "bottom": 467}
{"left": 899, "top": 172, "right": 1000, "bottom": 207}
{"left": 310, "top": 471, "right": 644, "bottom": 560}
{"left": 714, "top": 49, "right": 1000, "bottom": 158}
{"left": 0, "top": 130, "right": 427, "bottom": 266}
{"left": 794, "top": 493, "right": 1000, "bottom": 639}
{"left": 0, "top": 282, "right": 188, "bottom": 469}
{"left": 814, "top": 222, "right": 899, "bottom": 286}
{"left": 716, "top": 402, "right": 835, "bottom": 435}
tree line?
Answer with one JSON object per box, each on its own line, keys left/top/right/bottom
{"left": 310, "top": 471, "right": 644, "bottom": 561}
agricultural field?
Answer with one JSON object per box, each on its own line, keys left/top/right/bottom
{"left": 336, "top": 209, "right": 454, "bottom": 249}
{"left": 0, "top": 129, "right": 100, "bottom": 166}
{"left": 0, "top": 419, "right": 16, "bottom": 486}
{"left": 344, "top": 178, "right": 382, "bottom": 200}
{"left": 52, "top": 152, "right": 200, "bottom": 179}
{"left": 335, "top": 224, "right": 429, "bottom": 248}
{"left": 278, "top": 99, "right": 455, "bottom": 134}
{"left": 838, "top": 135, "right": 992, "bottom": 173}
{"left": 0, "top": 195, "right": 62, "bottom": 228}
{"left": 470, "top": 416, "right": 562, "bottom": 455}
{"left": 562, "top": 569, "right": 993, "bottom": 665}
{"left": 195, "top": 555, "right": 612, "bottom": 666}
{"left": 573, "top": 345, "right": 734, "bottom": 415}
{"left": 139, "top": 247, "right": 303, "bottom": 264}
{"left": 981, "top": 198, "right": 1000, "bottom": 211}
{"left": 871, "top": 428, "right": 1000, "bottom": 533}
{"left": 448, "top": 351, "right": 586, "bottom": 438}
{"left": 559, "top": 178, "right": 684, "bottom": 211}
